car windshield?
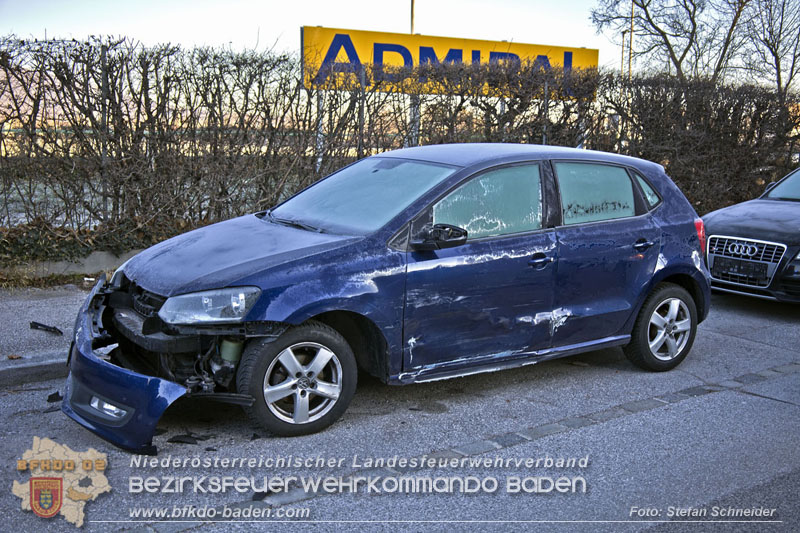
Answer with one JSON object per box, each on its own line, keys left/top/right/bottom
{"left": 765, "top": 169, "right": 800, "bottom": 201}
{"left": 270, "top": 157, "right": 458, "bottom": 234}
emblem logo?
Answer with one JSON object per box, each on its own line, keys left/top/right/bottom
{"left": 30, "top": 477, "right": 63, "bottom": 519}
{"left": 14, "top": 437, "right": 110, "bottom": 527}
{"left": 727, "top": 243, "right": 758, "bottom": 257}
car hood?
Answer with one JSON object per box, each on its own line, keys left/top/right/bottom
{"left": 124, "top": 214, "right": 359, "bottom": 296}
{"left": 703, "top": 199, "right": 800, "bottom": 246}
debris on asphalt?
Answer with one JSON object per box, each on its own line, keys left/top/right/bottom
{"left": 252, "top": 489, "right": 273, "bottom": 501}
{"left": 205, "top": 447, "right": 217, "bottom": 452}
{"left": 167, "top": 434, "right": 198, "bottom": 445}
{"left": 568, "top": 361, "right": 590, "bottom": 367}
{"left": 250, "top": 433, "right": 261, "bottom": 441}
{"left": 7, "top": 354, "right": 22, "bottom": 360}
{"left": 43, "top": 406, "right": 60, "bottom": 413}
{"left": 30, "top": 321, "right": 63, "bottom": 335}
{"left": 47, "top": 391, "right": 63, "bottom": 402}
{"left": 165, "top": 432, "right": 213, "bottom": 445}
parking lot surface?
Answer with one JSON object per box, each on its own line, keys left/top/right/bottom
{"left": 1, "top": 290, "right": 798, "bottom": 531}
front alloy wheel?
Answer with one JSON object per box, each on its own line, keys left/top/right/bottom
{"left": 624, "top": 283, "right": 698, "bottom": 371}
{"left": 263, "top": 342, "right": 343, "bottom": 425}
{"left": 238, "top": 321, "right": 357, "bottom": 436}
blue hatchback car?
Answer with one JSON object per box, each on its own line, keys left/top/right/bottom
{"left": 63, "top": 144, "right": 711, "bottom": 453}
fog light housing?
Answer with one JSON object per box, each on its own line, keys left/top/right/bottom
{"left": 90, "top": 396, "right": 127, "bottom": 419}
{"left": 788, "top": 252, "right": 800, "bottom": 276}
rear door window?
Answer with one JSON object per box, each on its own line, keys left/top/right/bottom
{"left": 554, "top": 162, "right": 636, "bottom": 225}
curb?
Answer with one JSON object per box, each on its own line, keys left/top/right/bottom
{"left": 0, "top": 354, "right": 68, "bottom": 388}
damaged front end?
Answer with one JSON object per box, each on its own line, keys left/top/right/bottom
{"left": 62, "top": 275, "right": 284, "bottom": 454}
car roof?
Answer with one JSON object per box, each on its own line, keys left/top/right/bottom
{"left": 379, "top": 143, "right": 664, "bottom": 174}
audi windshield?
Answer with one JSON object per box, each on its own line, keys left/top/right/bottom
{"left": 765, "top": 168, "right": 800, "bottom": 201}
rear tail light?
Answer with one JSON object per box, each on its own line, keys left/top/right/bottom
{"left": 694, "top": 218, "right": 706, "bottom": 254}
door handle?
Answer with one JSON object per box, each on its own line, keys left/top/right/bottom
{"left": 633, "top": 240, "right": 655, "bottom": 251}
{"left": 528, "top": 254, "right": 555, "bottom": 268}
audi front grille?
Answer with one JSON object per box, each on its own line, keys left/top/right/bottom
{"left": 707, "top": 235, "right": 787, "bottom": 288}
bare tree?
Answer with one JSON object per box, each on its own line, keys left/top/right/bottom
{"left": 744, "top": 0, "right": 800, "bottom": 101}
{"left": 592, "top": 0, "right": 751, "bottom": 82}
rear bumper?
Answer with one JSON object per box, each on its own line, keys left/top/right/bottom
{"left": 61, "top": 277, "right": 187, "bottom": 454}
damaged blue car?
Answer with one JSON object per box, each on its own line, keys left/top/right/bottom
{"left": 63, "top": 144, "right": 711, "bottom": 453}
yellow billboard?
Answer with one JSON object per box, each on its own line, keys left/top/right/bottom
{"left": 301, "top": 26, "right": 598, "bottom": 90}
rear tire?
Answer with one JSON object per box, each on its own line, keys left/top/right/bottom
{"left": 624, "top": 283, "right": 697, "bottom": 371}
{"left": 237, "top": 321, "right": 357, "bottom": 436}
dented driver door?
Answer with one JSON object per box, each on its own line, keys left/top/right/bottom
{"left": 402, "top": 163, "right": 557, "bottom": 374}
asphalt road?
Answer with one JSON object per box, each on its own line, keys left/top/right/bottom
{"left": 1, "top": 291, "right": 798, "bottom": 532}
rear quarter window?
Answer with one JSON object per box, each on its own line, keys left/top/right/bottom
{"left": 635, "top": 173, "right": 662, "bottom": 209}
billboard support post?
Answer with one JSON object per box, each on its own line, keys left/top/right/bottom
{"left": 357, "top": 68, "right": 365, "bottom": 158}
{"left": 407, "top": 4, "right": 419, "bottom": 148}
{"left": 499, "top": 99, "right": 506, "bottom": 141}
{"left": 542, "top": 78, "right": 549, "bottom": 145}
{"left": 408, "top": 94, "right": 420, "bottom": 147}
{"left": 315, "top": 90, "right": 324, "bottom": 172}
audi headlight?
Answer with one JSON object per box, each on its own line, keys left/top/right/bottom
{"left": 158, "top": 287, "right": 261, "bottom": 325}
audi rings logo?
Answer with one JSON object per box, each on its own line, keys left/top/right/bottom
{"left": 728, "top": 243, "right": 759, "bottom": 257}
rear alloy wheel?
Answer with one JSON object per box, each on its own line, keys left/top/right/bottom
{"left": 624, "top": 283, "right": 697, "bottom": 371}
{"left": 237, "top": 321, "right": 357, "bottom": 436}
{"left": 648, "top": 298, "right": 691, "bottom": 361}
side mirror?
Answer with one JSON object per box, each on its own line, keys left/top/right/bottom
{"left": 410, "top": 223, "right": 468, "bottom": 251}
{"left": 764, "top": 182, "right": 777, "bottom": 194}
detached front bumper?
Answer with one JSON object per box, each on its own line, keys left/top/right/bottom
{"left": 62, "top": 277, "right": 187, "bottom": 454}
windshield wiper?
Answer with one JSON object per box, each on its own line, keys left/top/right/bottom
{"left": 264, "top": 210, "right": 325, "bottom": 233}
{"left": 767, "top": 197, "right": 800, "bottom": 202}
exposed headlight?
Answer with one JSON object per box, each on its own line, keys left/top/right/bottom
{"left": 110, "top": 257, "right": 133, "bottom": 287}
{"left": 158, "top": 287, "right": 261, "bottom": 325}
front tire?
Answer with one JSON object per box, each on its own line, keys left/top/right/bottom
{"left": 237, "top": 321, "right": 357, "bottom": 436}
{"left": 624, "top": 283, "right": 697, "bottom": 371}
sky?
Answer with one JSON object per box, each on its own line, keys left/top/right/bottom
{"left": 0, "top": 0, "right": 621, "bottom": 70}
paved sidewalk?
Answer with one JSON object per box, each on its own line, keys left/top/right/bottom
{"left": 0, "top": 284, "right": 89, "bottom": 386}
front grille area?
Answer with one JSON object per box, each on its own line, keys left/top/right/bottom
{"left": 707, "top": 235, "right": 786, "bottom": 288}
{"left": 708, "top": 236, "right": 784, "bottom": 263}
{"left": 129, "top": 282, "right": 167, "bottom": 318}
